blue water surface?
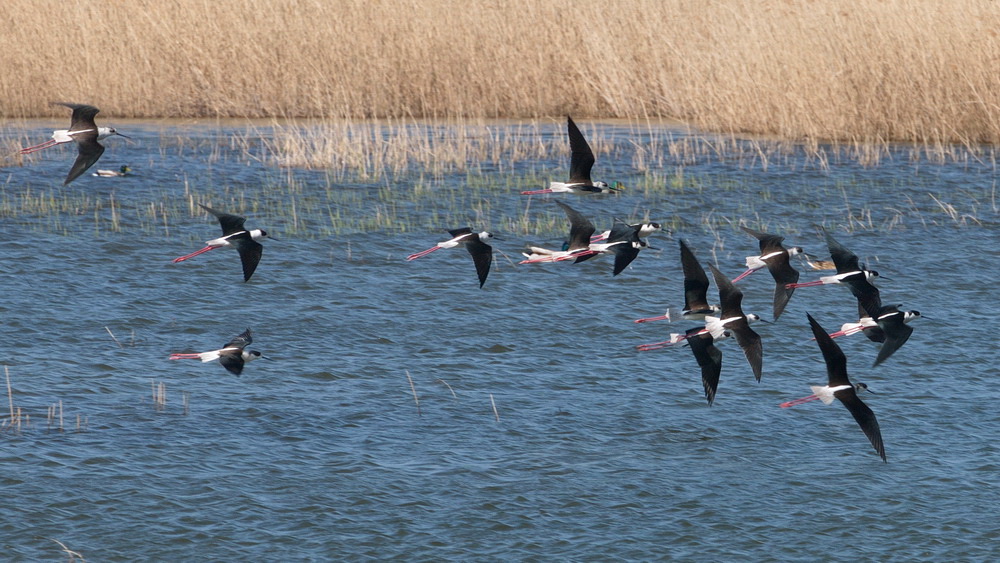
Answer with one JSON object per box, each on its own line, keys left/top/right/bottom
{"left": 0, "top": 119, "right": 998, "bottom": 561}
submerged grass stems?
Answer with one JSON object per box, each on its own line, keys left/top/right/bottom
{"left": 1, "top": 367, "right": 86, "bottom": 434}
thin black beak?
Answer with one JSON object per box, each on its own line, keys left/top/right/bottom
{"left": 116, "top": 132, "right": 131, "bottom": 139}
{"left": 260, "top": 355, "right": 273, "bottom": 361}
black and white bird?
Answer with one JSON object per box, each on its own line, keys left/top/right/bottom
{"left": 592, "top": 220, "right": 662, "bottom": 242}
{"left": 731, "top": 227, "right": 803, "bottom": 320}
{"left": 406, "top": 227, "right": 497, "bottom": 288}
{"left": 520, "top": 116, "right": 622, "bottom": 195}
{"left": 635, "top": 238, "right": 720, "bottom": 323}
{"left": 867, "top": 305, "right": 922, "bottom": 367}
{"left": 20, "top": 102, "right": 129, "bottom": 185}
{"left": 781, "top": 313, "right": 886, "bottom": 463}
{"left": 706, "top": 264, "right": 765, "bottom": 382}
{"left": 520, "top": 201, "right": 596, "bottom": 263}
{"left": 169, "top": 328, "right": 271, "bottom": 376}
{"left": 173, "top": 204, "right": 276, "bottom": 282}
{"left": 573, "top": 220, "right": 649, "bottom": 276}
{"left": 786, "top": 229, "right": 882, "bottom": 316}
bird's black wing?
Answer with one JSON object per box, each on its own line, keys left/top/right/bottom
{"left": 686, "top": 327, "right": 722, "bottom": 405}
{"left": 731, "top": 321, "right": 763, "bottom": 382}
{"left": 769, "top": 260, "right": 799, "bottom": 321}
{"left": 845, "top": 276, "right": 882, "bottom": 319}
{"left": 872, "top": 307, "right": 913, "bottom": 367}
{"left": 823, "top": 228, "right": 861, "bottom": 274}
{"left": 233, "top": 236, "right": 264, "bottom": 282}
{"left": 555, "top": 200, "right": 596, "bottom": 251}
{"left": 679, "top": 239, "right": 712, "bottom": 313}
{"left": 465, "top": 238, "right": 493, "bottom": 288}
{"left": 610, "top": 243, "right": 641, "bottom": 276}
{"left": 607, "top": 222, "right": 641, "bottom": 276}
{"left": 54, "top": 102, "right": 100, "bottom": 131}
{"left": 807, "top": 313, "right": 850, "bottom": 387}
{"left": 447, "top": 227, "right": 474, "bottom": 238}
{"left": 566, "top": 116, "right": 596, "bottom": 184}
{"left": 63, "top": 141, "right": 104, "bottom": 185}
{"left": 218, "top": 351, "right": 246, "bottom": 376}
{"left": 708, "top": 264, "right": 745, "bottom": 318}
{"left": 837, "top": 390, "right": 887, "bottom": 462}
{"left": 199, "top": 204, "right": 248, "bottom": 235}
{"left": 224, "top": 327, "right": 253, "bottom": 349}
{"left": 741, "top": 226, "right": 784, "bottom": 253}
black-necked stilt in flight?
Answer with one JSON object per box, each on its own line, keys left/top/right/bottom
{"left": 406, "top": 227, "right": 497, "bottom": 288}
{"left": 172, "top": 204, "right": 276, "bottom": 282}
{"left": 786, "top": 229, "right": 883, "bottom": 316}
{"left": 707, "top": 264, "right": 765, "bottom": 382}
{"left": 730, "top": 227, "right": 803, "bottom": 321}
{"left": 867, "top": 305, "right": 922, "bottom": 367}
{"left": 520, "top": 116, "right": 623, "bottom": 195}
{"left": 20, "top": 102, "right": 129, "bottom": 186}
{"left": 635, "top": 238, "right": 720, "bottom": 323}
{"left": 93, "top": 165, "right": 131, "bottom": 177}
{"left": 169, "top": 328, "right": 271, "bottom": 376}
{"left": 520, "top": 200, "right": 596, "bottom": 263}
{"left": 572, "top": 220, "right": 650, "bottom": 276}
{"left": 781, "top": 313, "right": 886, "bottom": 462}
{"left": 592, "top": 220, "right": 662, "bottom": 242}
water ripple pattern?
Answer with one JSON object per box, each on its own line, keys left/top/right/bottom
{"left": 0, "top": 120, "right": 998, "bottom": 560}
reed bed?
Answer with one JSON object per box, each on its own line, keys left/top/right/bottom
{"left": 3, "top": 1, "right": 1000, "bottom": 144}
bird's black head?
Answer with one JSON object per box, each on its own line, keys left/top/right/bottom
{"left": 856, "top": 382, "right": 874, "bottom": 394}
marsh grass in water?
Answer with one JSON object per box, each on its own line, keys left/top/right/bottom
{"left": 1, "top": 367, "right": 87, "bottom": 434}
{"left": 1, "top": 120, "right": 996, "bottom": 240}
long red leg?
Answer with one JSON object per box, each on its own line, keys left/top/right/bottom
{"left": 635, "top": 314, "right": 670, "bottom": 323}
{"left": 519, "top": 255, "right": 562, "bottom": 264}
{"left": 169, "top": 353, "right": 202, "bottom": 360}
{"left": 779, "top": 395, "right": 820, "bottom": 408}
{"left": 731, "top": 268, "right": 757, "bottom": 283}
{"left": 173, "top": 246, "right": 217, "bottom": 263}
{"left": 20, "top": 139, "right": 60, "bottom": 154}
{"left": 406, "top": 246, "right": 442, "bottom": 261}
{"left": 519, "top": 189, "right": 554, "bottom": 195}
{"left": 785, "top": 280, "right": 826, "bottom": 289}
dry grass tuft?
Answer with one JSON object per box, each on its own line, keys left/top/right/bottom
{"left": 2, "top": 1, "right": 999, "bottom": 143}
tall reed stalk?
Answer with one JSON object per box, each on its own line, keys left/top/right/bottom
{"left": 2, "top": 1, "right": 999, "bottom": 144}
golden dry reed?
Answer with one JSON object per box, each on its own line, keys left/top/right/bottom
{"left": 3, "top": 1, "right": 1000, "bottom": 143}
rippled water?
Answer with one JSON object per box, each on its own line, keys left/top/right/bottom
{"left": 1, "top": 120, "right": 998, "bottom": 560}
